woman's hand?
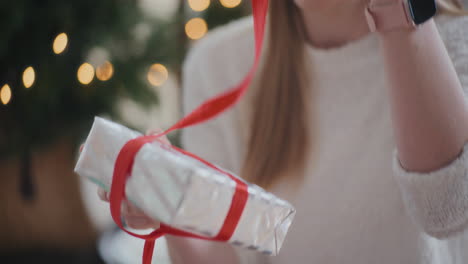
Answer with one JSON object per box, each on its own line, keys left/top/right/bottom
{"left": 97, "top": 188, "right": 160, "bottom": 229}
{"left": 82, "top": 127, "right": 171, "bottom": 230}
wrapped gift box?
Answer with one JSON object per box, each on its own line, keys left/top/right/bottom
{"left": 75, "top": 117, "right": 295, "bottom": 255}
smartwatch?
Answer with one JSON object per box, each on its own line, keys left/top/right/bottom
{"left": 365, "top": 0, "right": 437, "bottom": 33}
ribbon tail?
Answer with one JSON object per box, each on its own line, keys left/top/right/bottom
{"left": 108, "top": 1, "right": 269, "bottom": 263}
{"left": 143, "top": 239, "right": 156, "bottom": 264}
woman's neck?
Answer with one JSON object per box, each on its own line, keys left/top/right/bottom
{"left": 298, "top": 2, "right": 371, "bottom": 49}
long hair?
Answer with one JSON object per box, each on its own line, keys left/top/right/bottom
{"left": 242, "top": 0, "right": 466, "bottom": 189}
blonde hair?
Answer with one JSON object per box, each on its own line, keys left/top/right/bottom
{"left": 242, "top": 0, "right": 466, "bottom": 189}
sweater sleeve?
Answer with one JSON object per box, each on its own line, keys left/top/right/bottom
{"left": 180, "top": 48, "right": 235, "bottom": 171}
{"left": 180, "top": 19, "right": 267, "bottom": 264}
{"left": 392, "top": 15, "right": 468, "bottom": 239}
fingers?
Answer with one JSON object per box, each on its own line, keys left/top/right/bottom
{"left": 121, "top": 201, "right": 160, "bottom": 229}
{"left": 97, "top": 188, "right": 109, "bottom": 202}
{"left": 146, "top": 128, "right": 171, "bottom": 145}
{"left": 95, "top": 164, "right": 161, "bottom": 230}
{"left": 125, "top": 215, "right": 159, "bottom": 230}
{"left": 121, "top": 200, "right": 146, "bottom": 216}
{"left": 97, "top": 189, "right": 159, "bottom": 229}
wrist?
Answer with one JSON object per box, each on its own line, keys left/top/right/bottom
{"left": 365, "top": 0, "right": 437, "bottom": 33}
{"left": 379, "top": 18, "right": 435, "bottom": 41}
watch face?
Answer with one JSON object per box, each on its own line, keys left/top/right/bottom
{"left": 408, "top": 0, "right": 437, "bottom": 25}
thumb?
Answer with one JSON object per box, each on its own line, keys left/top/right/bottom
{"left": 146, "top": 128, "right": 171, "bottom": 145}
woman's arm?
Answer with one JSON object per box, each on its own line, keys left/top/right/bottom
{"left": 381, "top": 18, "right": 468, "bottom": 172}
{"left": 382, "top": 15, "right": 468, "bottom": 238}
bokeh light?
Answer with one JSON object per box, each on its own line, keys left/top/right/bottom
{"left": 220, "top": 0, "right": 241, "bottom": 8}
{"left": 188, "top": 0, "right": 210, "bottom": 12}
{"left": 147, "top": 63, "right": 169, "bottom": 86}
{"left": 185, "top": 18, "right": 208, "bottom": 40}
{"left": 22, "top": 66, "right": 36, "bottom": 88}
{"left": 77, "top": 63, "right": 95, "bottom": 85}
{"left": 1, "top": 84, "right": 12, "bottom": 105}
{"left": 96, "top": 61, "right": 114, "bottom": 81}
{"left": 53, "top": 33, "right": 68, "bottom": 54}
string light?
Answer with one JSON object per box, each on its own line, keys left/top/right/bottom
{"left": 220, "top": 0, "right": 241, "bottom": 8}
{"left": 22, "top": 66, "right": 36, "bottom": 88}
{"left": 96, "top": 61, "right": 114, "bottom": 81}
{"left": 53, "top": 33, "right": 68, "bottom": 54}
{"left": 188, "top": 0, "right": 210, "bottom": 12}
{"left": 147, "top": 63, "right": 169, "bottom": 86}
{"left": 185, "top": 18, "right": 208, "bottom": 40}
{"left": 77, "top": 63, "right": 95, "bottom": 85}
{"left": 1, "top": 84, "right": 12, "bottom": 105}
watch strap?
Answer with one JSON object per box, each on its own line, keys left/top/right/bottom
{"left": 365, "top": 0, "right": 415, "bottom": 32}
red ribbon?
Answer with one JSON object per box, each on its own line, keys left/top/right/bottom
{"left": 109, "top": 0, "right": 269, "bottom": 263}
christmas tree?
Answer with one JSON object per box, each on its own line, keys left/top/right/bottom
{"left": 0, "top": 0, "right": 182, "bottom": 158}
{"left": 0, "top": 0, "right": 248, "bottom": 159}
{"left": 0, "top": 0, "right": 248, "bottom": 262}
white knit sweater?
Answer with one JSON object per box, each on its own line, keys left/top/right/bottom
{"left": 181, "top": 13, "right": 468, "bottom": 264}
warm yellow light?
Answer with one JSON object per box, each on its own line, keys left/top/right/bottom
{"left": 188, "top": 0, "right": 210, "bottom": 11}
{"left": 185, "top": 18, "right": 208, "bottom": 40}
{"left": 22, "top": 66, "right": 36, "bottom": 88}
{"left": 53, "top": 33, "right": 68, "bottom": 54}
{"left": 147, "top": 64, "right": 169, "bottom": 87}
{"left": 220, "top": 0, "right": 241, "bottom": 8}
{"left": 96, "top": 61, "right": 114, "bottom": 81}
{"left": 1, "top": 84, "right": 12, "bottom": 105}
{"left": 77, "top": 63, "right": 95, "bottom": 85}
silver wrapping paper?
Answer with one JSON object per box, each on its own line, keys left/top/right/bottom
{"left": 75, "top": 117, "right": 295, "bottom": 255}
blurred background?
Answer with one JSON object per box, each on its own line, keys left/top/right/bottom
{"left": 0, "top": 0, "right": 249, "bottom": 263}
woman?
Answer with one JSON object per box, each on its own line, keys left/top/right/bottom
{"left": 99, "top": 0, "right": 468, "bottom": 263}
